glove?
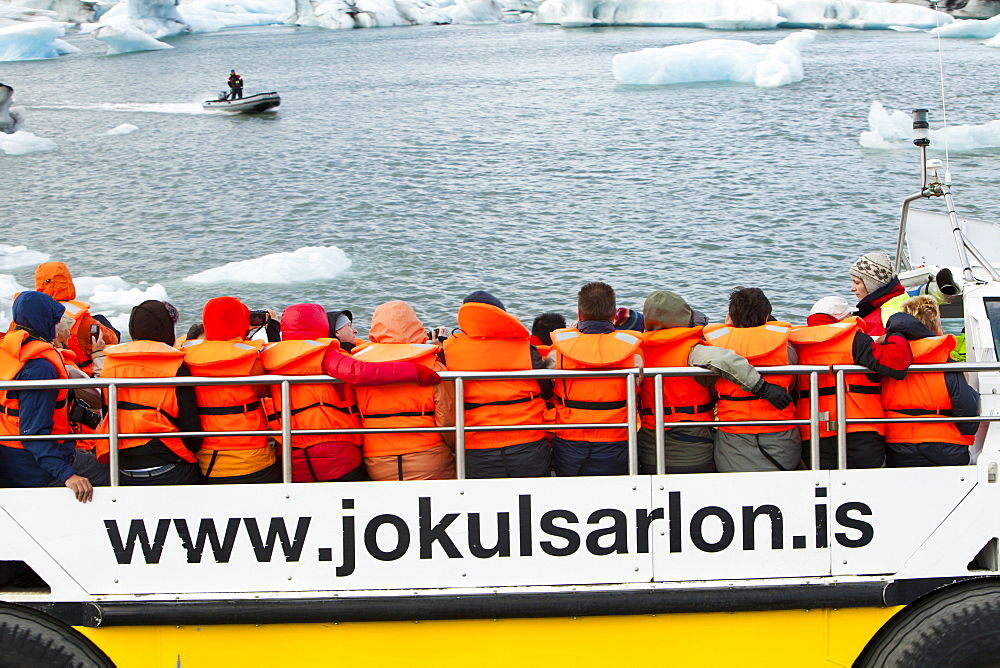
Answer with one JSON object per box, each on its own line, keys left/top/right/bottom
{"left": 415, "top": 365, "right": 441, "bottom": 386}
{"left": 755, "top": 380, "right": 792, "bottom": 410}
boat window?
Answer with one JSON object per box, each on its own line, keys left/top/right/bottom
{"left": 983, "top": 298, "right": 1000, "bottom": 362}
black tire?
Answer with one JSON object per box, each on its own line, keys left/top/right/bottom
{"left": 856, "top": 578, "right": 1000, "bottom": 667}
{"left": 0, "top": 603, "right": 114, "bottom": 668}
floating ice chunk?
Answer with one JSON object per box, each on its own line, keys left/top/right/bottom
{"left": 73, "top": 276, "right": 170, "bottom": 333}
{"left": 987, "top": 31, "right": 1000, "bottom": 47}
{"left": 535, "top": 0, "right": 782, "bottom": 29}
{"left": 97, "top": 0, "right": 189, "bottom": 38}
{"left": 0, "top": 5, "right": 60, "bottom": 28}
{"left": 446, "top": 0, "right": 503, "bottom": 24}
{"left": 175, "top": 3, "right": 285, "bottom": 32}
{"left": 0, "top": 130, "right": 57, "bottom": 155}
{"left": 104, "top": 123, "right": 139, "bottom": 135}
{"left": 860, "top": 101, "right": 1000, "bottom": 151}
{"left": 931, "top": 13, "right": 1000, "bottom": 38}
{"left": 0, "top": 273, "right": 28, "bottom": 331}
{"left": 14, "top": 0, "right": 96, "bottom": 23}
{"left": 612, "top": 29, "right": 814, "bottom": 87}
{"left": 184, "top": 246, "right": 353, "bottom": 285}
{"left": 0, "top": 20, "right": 79, "bottom": 61}
{"left": 93, "top": 24, "right": 173, "bottom": 53}
{"left": 0, "top": 245, "right": 50, "bottom": 270}
{"left": 773, "top": 0, "right": 952, "bottom": 30}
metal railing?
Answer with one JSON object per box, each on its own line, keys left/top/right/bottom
{"left": 0, "top": 362, "right": 993, "bottom": 485}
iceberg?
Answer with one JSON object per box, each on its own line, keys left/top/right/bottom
{"left": 0, "top": 130, "right": 57, "bottom": 154}
{"left": 92, "top": 23, "right": 173, "bottom": 52}
{"left": 9, "top": 0, "right": 95, "bottom": 23}
{"left": 0, "top": 20, "right": 79, "bottom": 61}
{"left": 104, "top": 122, "right": 139, "bottom": 134}
{"left": 96, "top": 0, "right": 190, "bottom": 38}
{"left": 931, "top": 12, "right": 1000, "bottom": 37}
{"left": 0, "top": 273, "right": 27, "bottom": 331}
{"left": 0, "top": 4, "right": 60, "bottom": 27}
{"left": 612, "top": 29, "right": 814, "bottom": 87}
{"left": 535, "top": 0, "right": 953, "bottom": 29}
{"left": 860, "top": 101, "right": 1000, "bottom": 150}
{"left": 70, "top": 276, "right": 170, "bottom": 335}
{"left": 0, "top": 245, "right": 49, "bottom": 270}
{"left": 184, "top": 246, "right": 353, "bottom": 284}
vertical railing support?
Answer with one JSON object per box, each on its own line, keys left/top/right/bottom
{"left": 654, "top": 374, "right": 665, "bottom": 476}
{"left": 455, "top": 376, "right": 466, "bottom": 481}
{"left": 627, "top": 372, "right": 638, "bottom": 476}
{"left": 836, "top": 370, "right": 848, "bottom": 470}
{"left": 281, "top": 380, "right": 292, "bottom": 484}
{"left": 809, "top": 371, "right": 820, "bottom": 471}
{"left": 108, "top": 383, "right": 119, "bottom": 488}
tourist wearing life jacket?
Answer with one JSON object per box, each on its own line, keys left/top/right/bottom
{"left": 704, "top": 287, "right": 799, "bottom": 472}
{"left": 34, "top": 261, "right": 119, "bottom": 376}
{"left": 327, "top": 309, "right": 359, "bottom": 353}
{"left": 263, "top": 303, "right": 435, "bottom": 482}
{"left": 547, "top": 282, "right": 642, "bottom": 477}
{"left": 183, "top": 296, "right": 279, "bottom": 484}
{"left": 530, "top": 312, "right": 566, "bottom": 360}
{"left": 640, "top": 290, "right": 791, "bottom": 475}
{"left": 99, "top": 300, "right": 204, "bottom": 486}
{"left": 443, "top": 291, "right": 549, "bottom": 478}
{"left": 227, "top": 70, "right": 243, "bottom": 100}
{"left": 850, "top": 252, "right": 908, "bottom": 336}
{"left": 0, "top": 292, "right": 108, "bottom": 502}
{"left": 881, "top": 296, "right": 979, "bottom": 467}
{"left": 351, "top": 301, "right": 456, "bottom": 481}
{"left": 790, "top": 296, "right": 913, "bottom": 469}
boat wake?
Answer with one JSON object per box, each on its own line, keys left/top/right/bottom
{"left": 28, "top": 102, "right": 210, "bottom": 115}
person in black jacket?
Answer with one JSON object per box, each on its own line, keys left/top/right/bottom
{"left": 227, "top": 70, "right": 243, "bottom": 100}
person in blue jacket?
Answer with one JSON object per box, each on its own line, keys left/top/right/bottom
{"left": 0, "top": 291, "right": 108, "bottom": 502}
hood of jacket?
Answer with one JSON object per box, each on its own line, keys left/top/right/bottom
{"left": 203, "top": 296, "right": 249, "bottom": 341}
{"left": 12, "top": 291, "right": 65, "bottom": 342}
{"left": 282, "top": 303, "right": 329, "bottom": 341}
{"left": 34, "top": 261, "right": 76, "bottom": 302}
{"left": 369, "top": 301, "right": 426, "bottom": 344}
{"left": 856, "top": 277, "right": 905, "bottom": 318}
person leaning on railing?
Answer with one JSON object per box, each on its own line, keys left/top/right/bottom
{"left": 547, "top": 282, "right": 642, "bottom": 477}
{"left": 442, "top": 291, "right": 550, "bottom": 479}
{"left": 789, "top": 296, "right": 913, "bottom": 470}
{"left": 639, "top": 290, "right": 792, "bottom": 475}
{"left": 704, "top": 287, "right": 799, "bottom": 473}
{"left": 182, "top": 296, "right": 279, "bottom": 484}
{"left": 881, "top": 296, "right": 980, "bottom": 467}
{"left": 98, "top": 300, "right": 204, "bottom": 486}
{"left": 0, "top": 292, "right": 108, "bottom": 502}
{"left": 350, "top": 301, "right": 456, "bottom": 481}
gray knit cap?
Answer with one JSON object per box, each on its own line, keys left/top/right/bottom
{"left": 850, "top": 252, "right": 895, "bottom": 293}
{"left": 643, "top": 290, "right": 693, "bottom": 330}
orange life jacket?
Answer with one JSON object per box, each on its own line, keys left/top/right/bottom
{"left": 351, "top": 342, "right": 443, "bottom": 457}
{"left": 259, "top": 339, "right": 362, "bottom": 449}
{"left": 639, "top": 327, "right": 713, "bottom": 429}
{"left": 882, "top": 335, "right": 974, "bottom": 447}
{"left": 97, "top": 340, "right": 193, "bottom": 464}
{"left": 182, "top": 339, "right": 268, "bottom": 452}
{"left": 0, "top": 330, "right": 70, "bottom": 449}
{"left": 57, "top": 349, "right": 99, "bottom": 452}
{"left": 60, "top": 300, "right": 118, "bottom": 375}
{"left": 789, "top": 317, "right": 883, "bottom": 439}
{"left": 443, "top": 302, "right": 545, "bottom": 449}
{"left": 550, "top": 328, "right": 642, "bottom": 443}
{"left": 703, "top": 322, "right": 795, "bottom": 434}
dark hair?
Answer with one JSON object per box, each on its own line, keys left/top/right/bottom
{"left": 532, "top": 313, "right": 567, "bottom": 345}
{"left": 186, "top": 321, "right": 205, "bottom": 340}
{"left": 578, "top": 282, "right": 616, "bottom": 322}
{"left": 728, "top": 287, "right": 772, "bottom": 328}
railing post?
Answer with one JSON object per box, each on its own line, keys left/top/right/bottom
{"left": 654, "top": 374, "right": 665, "bottom": 476}
{"left": 809, "top": 371, "right": 820, "bottom": 471}
{"left": 627, "top": 372, "right": 638, "bottom": 476}
{"left": 108, "top": 383, "right": 119, "bottom": 488}
{"left": 280, "top": 380, "right": 292, "bottom": 484}
{"left": 455, "top": 376, "right": 465, "bottom": 481}
{"left": 836, "top": 370, "right": 848, "bottom": 470}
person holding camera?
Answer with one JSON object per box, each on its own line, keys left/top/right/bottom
{"left": 0, "top": 292, "right": 108, "bottom": 502}
{"left": 98, "top": 300, "right": 204, "bottom": 485}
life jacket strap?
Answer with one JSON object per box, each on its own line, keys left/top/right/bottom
{"left": 198, "top": 400, "right": 261, "bottom": 416}
{"left": 463, "top": 395, "right": 537, "bottom": 411}
{"left": 891, "top": 407, "right": 954, "bottom": 417}
{"left": 640, "top": 402, "right": 713, "bottom": 417}
{"left": 364, "top": 410, "right": 434, "bottom": 419}
{"left": 558, "top": 398, "right": 628, "bottom": 411}
{"left": 266, "top": 402, "right": 357, "bottom": 422}
{"left": 118, "top": 400, "right": 179, "bottom": 425}
{"left": 0, "top": 397, "right": 67, "bottom": 418}
{"left": 799, "top": 384, "right": 881, "bottom": 400}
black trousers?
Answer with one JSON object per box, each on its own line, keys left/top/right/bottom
{"left": 802, "top": 432, "right": 886, "bottom": 469}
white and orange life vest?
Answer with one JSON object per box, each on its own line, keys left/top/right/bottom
{"left": 443, "top": 302, "right": 545, "bottom": 449}
{"left": 789, "top": 317, "right": 883, "bottom": 440}
{"left": 639, "top": 327, "right": 713, "bottom": 429}
{"left": 351, "top": 342, "right": 443, "bottom": 458}
{"left": 550, "top": 328, "right": 642, "bottom": 443}
{"left": 703, "top": 322, "right": 795, "bottom": 434}
{"left": 0, "top": 330, "right": 70, "bottom": 449}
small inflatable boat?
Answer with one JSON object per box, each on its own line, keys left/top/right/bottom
{"left": 202, "top": 92, "right": 280, "bottom": 114}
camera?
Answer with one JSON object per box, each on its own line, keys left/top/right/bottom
{"left": 69, "top": 396, "right": 102, "bottom": 430}
{"left": 249, "top": 310, "right": 269, "bottom": 327}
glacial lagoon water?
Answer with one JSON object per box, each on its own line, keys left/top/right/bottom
{"left": 3, "top": 22, "right": 1000, "bottom": 334}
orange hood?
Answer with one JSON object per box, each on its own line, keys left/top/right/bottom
{"left": 34, "top": 262, "right": 76, "bottom": 301}
{"left": 369, "top": 301, "right": 426, "bottom": 344}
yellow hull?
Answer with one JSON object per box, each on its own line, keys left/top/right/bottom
{"left": 79, "top": 606, "right": 901, "bottom": 667}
